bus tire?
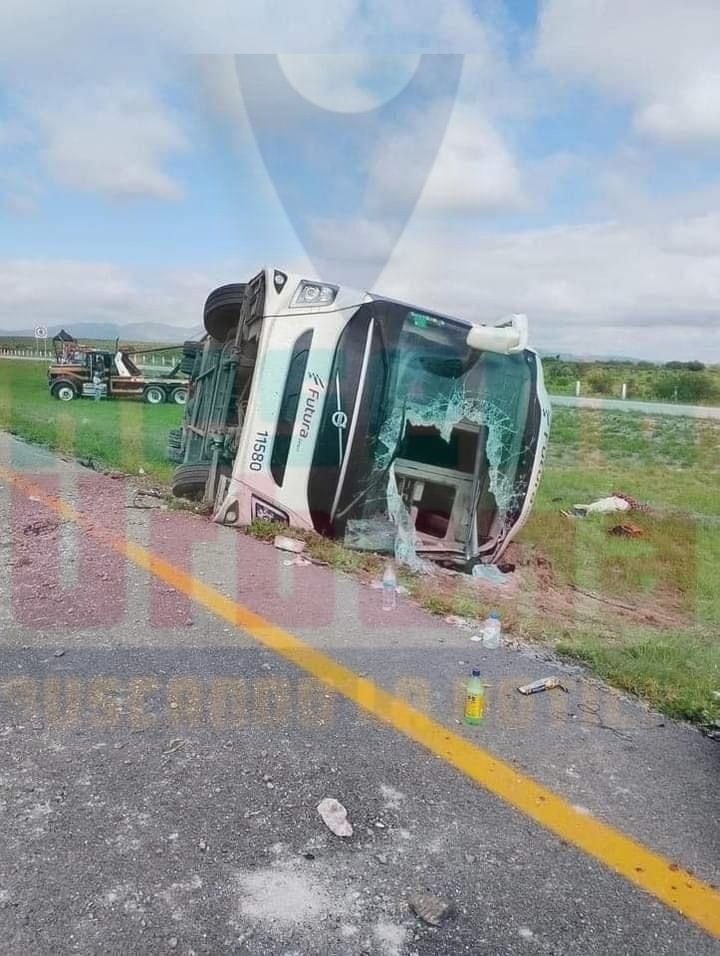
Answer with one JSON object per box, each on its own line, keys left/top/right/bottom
{"left": 204, "top": 283, "right": 247, "bottom": 342}
{"left": 171, "top": 463, "right": 211, "bottom": 501}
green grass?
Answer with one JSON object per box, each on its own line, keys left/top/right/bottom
{"left": 556, "top": 631, "right": 720, "bottom": 725}
{"left": 0, "top": 358, "right": 182, "bottom": 480}
{"left": 518, "top": 409, "right": 720, "bottom": 727}
{"left": 2, "top": 360, "right": 718, "bottom": 729}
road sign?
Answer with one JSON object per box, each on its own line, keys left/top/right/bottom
{"left": 34, "top": 326, "right": 48, "bottom": 339}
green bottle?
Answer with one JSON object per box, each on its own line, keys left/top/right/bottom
{"left": 464, "top": 668, "right": 485, "bottom": 725}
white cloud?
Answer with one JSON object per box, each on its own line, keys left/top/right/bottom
{"left": 364, "top": 101, "right": 522, "bottom": 215}
{"left": 30, "top": 84, "right": 188, "bottom": 201}
{"left": 0, "top": 0, "right": 494, "bottom": 59}
{"left": 665, "top": 213, "right": 720, "bottom": 256}
{"left": 537, "top": 0, "right": 720, "bottom": 145}
{"left": 296, "top": 94, "right": 524, "bottom": 291}
{"left": 373, "top": 212, "right": 720, "bottom": 359}
{"left": 0, "top": 259, "right": 239, "bottom": 332}
{"left": 419, "top": 104, "right": 523, "bottom": 212}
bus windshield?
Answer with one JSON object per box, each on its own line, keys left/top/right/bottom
{"left": 310, "top": 300, "right": 539, "bottom": 557}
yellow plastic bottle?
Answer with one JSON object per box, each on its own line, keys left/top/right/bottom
{"left": 464, "top": 669, "right": 485, "bottom": 725}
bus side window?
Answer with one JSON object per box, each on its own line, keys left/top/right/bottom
{"left": 270, "top": 330, "right": 314, "bottom": 486}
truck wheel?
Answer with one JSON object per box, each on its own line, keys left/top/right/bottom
{"left": 52, "top": 383, "right": 77, "bottom": 402}
{"left": 171, "top": 463, "right": 211, "bottom": 501}
{"left": 204, "top": 283, "right": 247, "bottom": 342}
{"left": 170, "top": 387, "right": 188, "bottom": 406}
{"left": 144, "top": 385, "right": 166, "bottom": 405}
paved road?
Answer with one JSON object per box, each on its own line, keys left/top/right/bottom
{"left": 551, "top": 394, "right": 720, "bottom": 419}
{"left": 1, "top": 434, "right": 719, "bottom": 955}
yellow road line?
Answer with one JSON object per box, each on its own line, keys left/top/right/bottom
{"left": 3, "top": 463, "right": 720, "bottom": 939}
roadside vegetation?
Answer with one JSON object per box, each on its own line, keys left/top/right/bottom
{"left": 543, "top": 356, "right": 720, "bottom": 405}
{"left": 1, "top": 358, "right": 718, "bottom": 730}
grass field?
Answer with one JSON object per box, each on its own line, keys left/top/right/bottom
{"left": 520, "top": 407, "right": 720, "bottom": 726}
{"left": 0, "top": 358, "right": 181, "bottom": 481}
{"left": 1, "top": 357, "right": 719, "bottom": 729}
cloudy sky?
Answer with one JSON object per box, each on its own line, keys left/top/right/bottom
{"left": 1, "top": 1, "right": 720, "bottom": 359}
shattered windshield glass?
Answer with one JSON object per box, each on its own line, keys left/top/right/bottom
{"left": 314, "top": 301, "right": 539, "bottom": 565}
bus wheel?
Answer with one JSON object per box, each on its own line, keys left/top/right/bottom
{"left": 144, "top": 385, "right": 166, "bottom": 405}
{"left": 52, "top": 383, "right": 77, "bottom": 402}
{"left": 171, "top": 463, "right": 211, "bottom": 500}
{"left": 170, "top": 387, "right": 188, "bottom": 406}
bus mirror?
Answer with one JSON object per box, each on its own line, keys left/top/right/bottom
{"left": 466, "top": 313, "right": 528, "bottom": 354}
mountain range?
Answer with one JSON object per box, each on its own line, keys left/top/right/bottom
{"left": 1, "top": 321, "right": 204, "bottom": 344}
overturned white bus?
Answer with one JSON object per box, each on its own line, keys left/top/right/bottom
{"left": 169, "top": 267, "right": 551, "bottom": 568}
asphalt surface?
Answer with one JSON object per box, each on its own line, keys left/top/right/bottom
{"left": 550, "top": 395, "right": 720, "bottom": 419}
{"left": 1, "top": 433, "right": 719, "bottom": 955}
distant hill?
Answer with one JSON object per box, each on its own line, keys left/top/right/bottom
{"left": 2, "top": 321, "right": 204, "bottom": 344}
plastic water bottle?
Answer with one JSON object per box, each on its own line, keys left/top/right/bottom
{"left": 382, "top": 563, "right": 397, "bottom": 611}
{"left": 482, "top": 611, "right": 502, "bottom": 649}
{"left": 464, "top": 669, "right": 485, "bottom": 725}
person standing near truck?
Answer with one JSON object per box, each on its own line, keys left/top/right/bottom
{"left": 92, "top": 371, "right": 103, "bottom": 400}
{"left": 92, "top": 355, "right": 106, "bottom": 401}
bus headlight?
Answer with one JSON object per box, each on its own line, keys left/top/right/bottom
{"left": 290, "top": 280, "right": 338, "bottom": 308}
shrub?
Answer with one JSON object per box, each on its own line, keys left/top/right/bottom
{"left": 654, "top": 372, "right": 719, "bottom": 403}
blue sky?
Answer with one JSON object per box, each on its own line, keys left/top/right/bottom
{"left": 1, "top": 1, "right": 720, "bottom": 359}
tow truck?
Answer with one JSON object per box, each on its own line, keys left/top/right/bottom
{"left": 47, "top": 341, "right": 193, "bottom": 405}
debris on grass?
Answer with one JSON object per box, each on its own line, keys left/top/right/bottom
{"left": 317, "top": 798, "right": 353, "bottom": 838}
{"left": 573, "top": 495, "right": 632, "bottom": 517}
{"left": 471, "top": 564, "right": 513, "bottom": 586}
{"left": 344, "top": 517, "right": 396, "bottom": 553}
{"left": 568, "top": 584, "right": 639, "bottom": 612}
{"left": 608, "top": 523, "right": 644, "bottom": 538}
{"left": 517, "top": 677, "right": 568, "bottom": 696}
{"left": 611, "top": 491, "right": 652, "bottom": 513}
{"left": 274, "top": 534, "right": 306, "bottom": 554}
